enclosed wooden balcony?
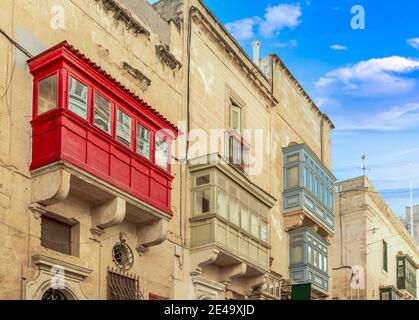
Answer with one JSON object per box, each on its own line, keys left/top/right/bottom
{"left": 282, "top": 144, "right": 336, "bottom": 237}
{"left": 28, "top": 42, "right": 178, "bottom": 229}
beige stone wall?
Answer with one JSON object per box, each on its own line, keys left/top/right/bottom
{"left": 0, "top": 0, "right": 334, "bottom": 300}
{"left": 331, "top": 176, "right": 419, "bottom": 300}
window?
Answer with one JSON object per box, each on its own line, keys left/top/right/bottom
{"left": 41, "top": 215, "right": 72, "bottom": 255}
{"left": 230, "top": 102, "right": 242, "bottom": 134}
{"left": 383, "top": 241, "right": 388, "bottom": 272}
{"left": 42, "top": 289, "right": 67, "bottom": 300}
{"left": 286, "top": 166, "right": 299, "bottom": 189}
{"left": 195, "top": 189, "right": 211, "bottom": 214}
{"left": 250, "top": 213, "right": 258, "bottom": 237}
{"left": 291, "top": 243, "right": 303, "bottom": 264}
{"left": 136, "top": 124, "right": 151, "bottom": 159}
{"left": 108, "top": 270, "right": 140, "bottom": 300}
{"left": 116, "top": 109, "right": 132, "bottom": 147}
{"left": 112, "top": 242, "right": 134, "bottom": 271}
{"left": 240, "top": 207, "right": 250, "bottom": 231}
{"left": 37, "top": 74, "right": 57, "bottom": 115}
{"left": 229, "top": 198, "right": 239, "bottom": 225}
{"left": 68, "top": 76, "right": 88, "bottom": 119}
{"left": 94, "top": 93, "right": 111, "bottom": 133}
{"left": 397, "top": 256, "right": 417, "bottom": 297}
{"left": 217, "top": 190, "right": 228, "bottom": 219}
{"left": 155, "top": 136, "right": 168, "bottom": 170}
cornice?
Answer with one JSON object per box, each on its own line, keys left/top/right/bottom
{"left": 190, "top": 9, "right": 277, "bottom": 107}
{"left": 155, "top": 45, "right": 182, "bottom": 70}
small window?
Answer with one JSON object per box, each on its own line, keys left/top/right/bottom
{"left": 116, "top": 109, "right": 132, "bottom": 147}
{"left": 108, "top": 270, "right": 140, "bottom": 300}
{"left": 229, "top": 198, "right": 239, "bottom": 225}
{"left": 230, "top": 102, "right": 242, "bottom": 134}
{"left": 286, "top": 166, "right": 299, "bottom": 189}
{"left": 195, "top": 189, "right": 210, "bottom": 214}
{"left": 136, "top": 124, "right": 151, "bottom": 159}
{"left": 112, "top": 242, "right": 134, "bottom": 271}
{"left": 217, "top": 190, "right": 228, "bottom": 218}
{"left": 41, "top": 215, "right": 72, "bottom": 255}
{"left": 291, "top": 244, "right": 303, "bottom": 265}
{"left": 155, "top": 136, "right": 169, "bottom": 170}
{"left": 68, "top": 76, "right": 88, "bottom": 119}
{"left": 37, "top": 74, "right": 57, "bottom": 115}
{"left": 240, "top": 207, "right": 250, "bottom": 231}
{"left": 250, "top": 214, "right": 258, "bottom": 237}
{"left": 383, "top": 241, "right": 388, "bottom": 272}
{"left": 94, "top": 93, "right": 111, "bottom": 133}
{"left": 260, "top": 220, "right": 268, "bottom": 242}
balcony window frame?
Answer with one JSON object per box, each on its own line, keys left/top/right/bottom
{"left": 36, "top": 71, "right": 59, "bottom": 116}
{"left": 67, "top": 74, "right": 89, "bottom": 120}
{"left": 135, "top": 122, "right": 153, "bottom": 161}
{"left": 93, "top": 91, "right": 112, "bottom": 135}
{"left": 155, "top": 134, "right": 170, "bottom": 171}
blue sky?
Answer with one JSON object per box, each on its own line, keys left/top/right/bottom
{"left": 200, "top": 0, "right": 419, "bottom": 217}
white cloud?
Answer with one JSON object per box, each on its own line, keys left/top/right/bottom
{"left": 225, "top": 17, "right": 260, "bottom": 41}
{"left": 330, "top": 44, "right": 347, "bottom": 51}
{"left": 407, "top": 37, "right": 419, "bottom": 50}
{"left": 316, "top": 56, "right": 419, "bottom": 96}
{"left": 259, "top": 4, "right": 302, "bottom": 38}
{"left": 225, "top": 4, "right": 302, "bottom": 41}
{"left": 335, "top": 103, "right": 419, "bottom": 132}
{"left": 273, "top": 39, "right": 298, "bottom": 48}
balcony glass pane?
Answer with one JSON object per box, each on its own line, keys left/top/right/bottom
{"left": 260, "top": 221, "right": 268, "bottom": 242}
{"left": 250, "top": 213, "right": 258, "bottom": 237}
{"left": 155, "top": 136, "right": 169, "bottom": 170}
{"left": 116, "top": 109, "right": 132, "bottom": 147}
{"left": 229, "top": 198, "right": 239, "bottom": 225}
{"left": 136, "top": 124, "right": 150, "bottom": 159}
{"left": 94, "top": 93, "right": 111, "bottom": 133}
{"left": 286, "top": 166, "right": 299, "bottom": 189}
{"left": 37, "top": 74, "right": 57, "bottom": 115}
{"left": 240, "top": 207, "right": 250, "bottom": 231}
{"left": 195, "top": 189, "right": 210, "bottom": 214}
{"left": 217, "top": 190, "right": 228, "bottom": 219}
{"left": 68, "top": 76, "right": 88, "bottom": 119}
{"left": 291, "top": 244, "right": 303, "bottom": 264}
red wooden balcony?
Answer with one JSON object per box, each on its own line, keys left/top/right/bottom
{"left": 28, "top": 42, "right": 178, "bottom": 218}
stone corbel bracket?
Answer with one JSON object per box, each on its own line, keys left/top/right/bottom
{"left": 91, "top": 197, "right": 126, "bottom": 230}
{"left": 190, "top": 248, "right": 220, "bottom": 276}
{"left": 155, "top": 45, "right": 182, "bottom": 70}
{"left": 283, "top": 211, "right": 305, "bottom": 232}
{"left": 136, "top": 219, "right": 168, "bottom": 255}
{"left": 220, "top": 262, "right": 247, "bottom": 285}
{"left": 122, "top": 62, "right": 151, "bottom": 91}
{"left": 95, "top": 0, "right": 150, "bottom": 37}
{"left": 31, "top": 168, "right": 70, "bottom": 206}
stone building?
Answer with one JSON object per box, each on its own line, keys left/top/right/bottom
{"left": 0, "top": 0, "right": 334, "bottom": 300}
{"left": 400, "top": 205, "right": 419, "bottom": 244}
{"left": 330, "top": 176, "right": 418, "bottom": 300}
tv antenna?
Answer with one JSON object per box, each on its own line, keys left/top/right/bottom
{"left": 358, "top": 154, "right": 371, "bottom": 176}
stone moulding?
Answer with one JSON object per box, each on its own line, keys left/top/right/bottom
{"left": 24, "top": 254, "right": 93, "bottom": 300}
{"left": 155, "top": 45, "right": 182, "bottom": 70}
{"left": 122, "top": 62, "right": 152, "bottom": 90}
{"left": 95, "top": 0, "right": 150, "bottom": 37}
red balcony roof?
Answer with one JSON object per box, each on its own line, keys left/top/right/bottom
{"left": 28, "top": 41, "right": 179, "bottom": 134}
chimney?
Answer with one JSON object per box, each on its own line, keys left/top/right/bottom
{"left": 252, "top": 40, "right": 261, "bottom": 66}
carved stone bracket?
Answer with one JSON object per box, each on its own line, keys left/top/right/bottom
{"left": 220, "top": 262, "right": 247, "bottom": 284}
{"left": 95, "top": 0, "right": 150, "bottom": 37}
{"left": 136, "top": 219, "right": 168, "bottom": 256}
{"left": 31, "top": 168, "right": 70, "bottom": 206}
{"left": 155, "top": 45, "right": 182, "bottom": 70}
{"left": 122, "top": 62, "right": 151, "bottom": 91}
{"left": 190, "top": 248, "right": 220, "bottom": 276}
{"left": 91, "top": 197, "right": 126, "bottom": 230}
{"left": 283, "top": 211, "right": 305, "bottom": 232}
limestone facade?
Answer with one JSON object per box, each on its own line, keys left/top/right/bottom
{"left": 0, "top": 0, "right": 334, "bottom": 300}
{"left": 330, "top": 176, "right": 419, "bottom": 300}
